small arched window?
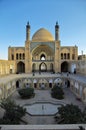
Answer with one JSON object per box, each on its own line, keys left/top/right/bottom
{"left": 12, "top": 54, "right": 14, "bottom": 60}
{"left": 20, "top": 53, "right": 21, "bottom": 59}
{"left": 16, "top": 53, "right": 18, "bottom": 60}
{"left": 23, "top": 53, "right": 25, "bottom": 59}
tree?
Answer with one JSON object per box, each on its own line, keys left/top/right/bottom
{"left": 51, "top": 85, "right": 64, "bottom": 99}
{"left": 0, "top": 99, "right": 26, "bottom": 124}
{"left": 56, "top": 104, "right": 84, "bottom": 124}
{"left": 18, "top": 87, "right": 34, "bottom": 99}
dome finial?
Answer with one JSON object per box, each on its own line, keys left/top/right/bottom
{"left": 26, "top": 21, "right": 30, "bottom": 28}
{"left": 27, "top": 21, "right": 29, "bottom": 25}
{"left": 56, "top": 21, "right": 58, "bottom": 25}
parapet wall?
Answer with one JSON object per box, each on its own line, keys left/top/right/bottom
{"left": 0, "top": 124, "right": 86, "bottom": 130}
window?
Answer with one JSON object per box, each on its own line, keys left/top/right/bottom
{"left": 12, "top": 54, "right": 14, "bottom": 60}
{"left": 23, "top": 53, "right": 25, "bottom": 59}
{"left": 68, "top": 53, "right": 70, "bottom": 59}
{"left": 61, "top": 53, "right": 63, "bottom": 59}
{"left": 16, "top": 53, "right": 18, "bottom": 60}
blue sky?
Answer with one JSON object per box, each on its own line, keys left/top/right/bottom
{"left": 0, "top": 0, "right": 86, "bottom": 59}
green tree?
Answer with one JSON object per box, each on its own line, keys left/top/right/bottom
{"left": 18, "top": 87, "right": 34, "bottom": 99}
{"left": 51, "top": 85, "right": 64, "bottom": 99}
{"left": 57, "top": 104, "right": 84, "bottom": 124}
{"left": 0, "top": 99, "right": 26, "bottom": 124}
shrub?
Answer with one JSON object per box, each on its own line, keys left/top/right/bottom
{"left": 51, "top": 85, "right": 64, "bottom": 99}
{"left": 18, "top": 87, "right": 34, "bottom": 99}
{"left": 56, "top": 104, "right": 84, "bottom": 124}
{"left": 0, "top": 99, "right": 26, "bottom": 124}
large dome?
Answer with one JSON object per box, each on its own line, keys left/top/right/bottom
{"left": 32, "top": 28, "right": 54, "bottom": 41}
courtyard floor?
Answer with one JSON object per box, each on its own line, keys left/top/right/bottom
{"left": 9, "top": 87, "right": 86, "bottom": 124}
{"left": 0, "top": 72, "right": 86, "bottom": 124}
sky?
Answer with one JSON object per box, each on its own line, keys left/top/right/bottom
{"left": 0, "top": 0, "right": 86, "bottom": 59}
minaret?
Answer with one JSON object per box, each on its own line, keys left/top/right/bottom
{"left": 25, "top": 22, "right": 32, "bottom": 73}
{"left": 26, "top": 21, "right": 30, "bottom": 41}
{"left": 55, "top": 21, "right": 59, "bottom": 41}
{"left": 54, "top": 22, "right": 60, "bottom": 73}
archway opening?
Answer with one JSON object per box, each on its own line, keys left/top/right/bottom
{"left": 17, "top": 61, "right": 25, "bottom": 73}
{"left": 67, "top": 80, "right": 70, "bottom": 88}
{"left": 40, "top": 54, "right": 46, "bottom": 61}
{"left": 16, "top": 80, "right": 19, "bottom": 88}
{"left": 61, "top": 61, "right": 69, "bottom": 72}
{"left": 39, "top": 62, "right": 47, "bottom": 72}
{"left": 49, "top": 79, "right": 53, "bottom": 88}
{"left": 33, "top": 79, "right": 37, "bottom": 88}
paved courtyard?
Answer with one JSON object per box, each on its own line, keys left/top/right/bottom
{"left": 0, "top": 73, "right": 86, "bottom": 124}
{"left": 10, "top": 87, "right": 86, "bottom": 124}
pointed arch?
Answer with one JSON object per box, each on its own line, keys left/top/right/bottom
{"left": 39, "top": 62, "right": 47, "bottom": 72}
{"left": 17, "top": 61, "right": 25, "bottom": 73}
{"left": 61, "top": 61, "right": 69, "bottom": 72}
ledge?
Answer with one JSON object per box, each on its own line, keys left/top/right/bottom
{"left": 0, "top": 124, "right": 86, "bottom": 130}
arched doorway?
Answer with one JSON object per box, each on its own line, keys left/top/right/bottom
{"left": 38, "top": 79, "right": 48, "bottom": 89}
{"left": 61, "top": 61, "right": 68, "bottom": 72}
{"left": 17, "top": 61, "right": 25, "bottom": 73}
{"left": 16, "top": 80, "right": 19, "bottom": 88}
{"left": 54, "top": 78, "right": 62, "bottom": 87}
{"left": 49, "top": 79, "right": 53, "bottom": 88}
{"left": 67, "top": 80, "right": 70, "bottom": 88}
{"left": 33, "top": 79, "right": 37, "bottom": 88}
{"left": 39, "top": 62, "right": 47, "bottom": 72}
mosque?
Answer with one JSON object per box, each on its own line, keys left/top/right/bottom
{"left": 1, "top": 23, "right": 86, "bottom": 129}
{"left": 8, "top": 22, "right": 78, "bottom": 74}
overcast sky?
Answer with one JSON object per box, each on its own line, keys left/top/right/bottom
{"left": 0, "top": 0, "right": 86, "bottom": 59}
